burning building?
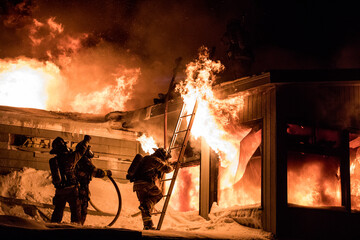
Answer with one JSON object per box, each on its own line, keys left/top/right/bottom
{"left": 2, "top": 1, "right": 360, "bottom": 239}
{"left": 2, "top": 41, "right": 360, "bottom": 239}
{"left": 110, "top": 67, "right": 360, "bottom": 239}
{"left": 3, "top": 42, "right": 360, "bottom": 239}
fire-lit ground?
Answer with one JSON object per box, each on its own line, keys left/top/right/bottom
{"left": 0, "top": 168, "right": 273, "bottom": 240}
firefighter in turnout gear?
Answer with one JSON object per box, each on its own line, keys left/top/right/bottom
{"left": 49, "top": 135, "right": 91, "bottom": 224}
{"left": 75, "top": 146, "right": 112, "bottom": 225}
{"left": 132, "top": 148, "right": 174, "bottom": 230}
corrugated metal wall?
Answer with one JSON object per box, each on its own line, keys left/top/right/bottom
{"left": 231, "top": 85, "right": 277, "bottom": 234}
{"left": 277, "top": 84, "right": 360, "bottom": 129}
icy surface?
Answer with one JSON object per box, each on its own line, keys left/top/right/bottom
{"left": 0, "top": 168, "right": 273, "bottom": 239}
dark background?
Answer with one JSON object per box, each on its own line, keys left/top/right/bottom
{"left": 1, "top": 0, "right": 360, "bottom": 109}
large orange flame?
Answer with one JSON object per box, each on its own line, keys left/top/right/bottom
{"left": 173, "top": 46, "right": 258, "bottom": 209}
{"left": 287, "top": 155, "right": 341, "bottom": 207}
{"left": 0, "top": 57, "right": 62, "bottom": 110}
{"left": 167, "top": 165, "right": 200, "bottom": 212}
{"left": 70, "top": 68, "right": 140, "bottom": 114}
{"left": 137, "top": 134, "right": 158, "bottom": 154}
{"left": 0, "top": 17, "right": 139, "bottom": 114}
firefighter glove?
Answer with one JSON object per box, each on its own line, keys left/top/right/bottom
{"left": 85, "top": 146, "right": 94, "bottom": 158}
{"left": 95, "top": 168, "right": 105, "bottom": 178}
{"left": 106, "top": 170, "right": 112, "bottom": 177}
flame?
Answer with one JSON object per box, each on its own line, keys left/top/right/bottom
{"left": 350, "top": 136, "right": 360, "bottom": 210}
{"left": 173, "top": 46, "right": 258, "bottom": 208}
{"left": 287, "top": 153, "right": 341, "bottom": 207}
{"left": 28, "top": 17, "right": 84, "bottom": 61}
{"left": 47, "top": 17, "right": 64, "bottom": 34}
{"left": 0, "top": 16, "right": 139, "bottom": 114}
{"left": 0, "top": 56, "right": 139, "bottom": 113}
{"left": 135, "top": 47, "right": 259, "bottom": 210}
{"left": 137, "top": 134, "right": 158, "bottom": 154}
{"left": 0, "top": 57, "right": 62, "bottom": 110}
{"left": 167, "top": 165, "right": 200, "bottom": 211}
{"left": 70, "top": 68, "right": 140, "bottom": 114}
{"left": 136, "top": 134, "right": 201, "bottom": 211}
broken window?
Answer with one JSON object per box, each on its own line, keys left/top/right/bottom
{"left": 10, "top": 134, "right": 51, "bottom": 149}
{"left": 349, "top": 132, "right": 360, "bottom": 211}
{"left": 218, "top": 121, "right": 262, "bottom": 208}
{"left": 287, "top": 124, "right": 341, "bottom": 207}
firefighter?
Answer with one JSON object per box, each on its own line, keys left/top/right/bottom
{"left": 49, "top": 135, "right": 91, "bottom": 224}
{"left": 75, "top": 147, "right": 112, "bottom": 225}
{"left": 132, "top": 148, "right": 174, "bottom": 230}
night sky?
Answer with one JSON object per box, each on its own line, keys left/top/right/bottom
{"left": 1, "top": 0, "right": 360, "bottom": 108}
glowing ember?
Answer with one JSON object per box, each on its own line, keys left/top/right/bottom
{"left": 0, "top": 57, "right": 62, "bottom": 110}
{"left": 137, "top": 134, "right": 158, "bottom": 154}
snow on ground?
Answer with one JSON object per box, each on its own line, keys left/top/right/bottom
{"left": 0, "top": 168, "right": 273, "bottom": 239}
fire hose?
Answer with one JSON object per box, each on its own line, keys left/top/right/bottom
{"left": 89, "top": 175, "right": 122, "bottom": 227}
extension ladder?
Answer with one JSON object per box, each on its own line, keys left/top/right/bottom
{"left": 155, "top": 99, "right": 199, "bottom": 230}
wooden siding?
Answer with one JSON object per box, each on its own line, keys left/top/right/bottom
{"left": 0, "top": 124, "right": 139, "bottom": 183}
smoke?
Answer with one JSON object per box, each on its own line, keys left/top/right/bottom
{"left": 0, "top": 0, "right": 236, "bottom": 112}
{"left": 2, "top": 0, "right": 360, "bottom": 113}
{"left": 335, "top": 36, "right": 360, "bottom": 69}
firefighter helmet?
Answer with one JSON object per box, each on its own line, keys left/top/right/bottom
{"left": 154, "top": 148, "right": 171, "bottom": 160}
{"left": 50, "top": 137, "right": 69, "bottom": 154}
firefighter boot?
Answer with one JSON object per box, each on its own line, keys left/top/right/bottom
{"left": 139, "top": 205, "right": 155, "bottom": 230}
{"left": 143, "top": 219, "right": 155, "bottom": 230}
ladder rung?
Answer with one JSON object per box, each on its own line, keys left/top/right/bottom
{"left": 170, "top": 145, "right": 182, "bottom": 150}
{"left": 152, "top": 211, "right": 163, "bottom": 215}
{"left": 160, "top": 178, "right": 173, "bottom": 182}
{"left": 175, "top": 129, "right": 188, "bottom": 134}
{"left": 179, "top": 113, "right": 193, "bottom": 118}
{"left": 157, "top": 100, "right": 198, "bottom": 231}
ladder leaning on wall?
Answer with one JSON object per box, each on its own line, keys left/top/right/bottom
{"left": 155, "top": 99, "right": 199, "bottom": 230}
